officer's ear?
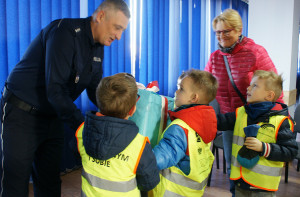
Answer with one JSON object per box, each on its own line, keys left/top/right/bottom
{"left": 96, "top": 10, "right": 105, "bottom": 23}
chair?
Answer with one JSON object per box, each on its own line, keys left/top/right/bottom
{"left": 207, "top": 133, "right": 226, "bottom": 187}
{"left": 207, "top": 99, "right": 227, "bottom": 187}
{"left": 212, "top": 133, "right": 226, "bottom": 173}
{"left": 285, "top": 104, "right": 300, "bottom": 183}
{"left": 285, "top": 140, "right": 300, "bottom": 183}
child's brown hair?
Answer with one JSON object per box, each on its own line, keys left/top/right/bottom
{"left": 253, "top": 70, "right": 283, "bottom": 101}
{"left": 96, "top": 73, "right": 137, "bottom": 119}
{"left": 185, "top": 69, "right": 218, "bottom": 103}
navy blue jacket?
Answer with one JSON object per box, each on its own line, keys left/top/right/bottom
{"left": 218, "top": 102, "right": 298, "bottom": 162}
{"left": 217, "top": 102, "right": 298, "bottom": 190}
{"left": 6, "top": 17, "right": 103, "bottom": 130}
{"left": 82, "top": 111, "right": 160, "bottom": 191}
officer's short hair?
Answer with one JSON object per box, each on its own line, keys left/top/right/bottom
{"left": 96, "top": 73, "right": 137, "bottom": 119}
{"left": 93, "top": 0, "right": 130, "bottom": 20}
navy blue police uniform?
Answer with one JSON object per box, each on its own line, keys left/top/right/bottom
{"left": 0, "top": 16, "right": 103, "bottom": 197}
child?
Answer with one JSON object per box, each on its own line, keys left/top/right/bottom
{"left": 75, "top": 73, "right": 160, "bottom": 197}
{"left": 152, "top": 69, "right": 219, "bottom": 196}
{"left": 217, "top": 70, "right": 298, "bottom": 196}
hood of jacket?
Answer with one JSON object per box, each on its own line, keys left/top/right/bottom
{"left": 245, "top": 102, "right": 290, "bottom": 124}
{"left": 168, "top": 105, "right": 217, "bottom": 144}
{"left": 82, "top": 111, "right": 139, "bottom": 160}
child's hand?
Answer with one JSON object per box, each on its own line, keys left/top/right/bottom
{"left": 243, "top": 137, "right": 263, "bottom": 152}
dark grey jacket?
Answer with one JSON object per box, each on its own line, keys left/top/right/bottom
{"left": 82, "top": 111, "right": 160, "bottom": 191}
{"left": 217, "top": 102, "right": 298, "bottom": 162}
{"left": 217, "top": 102, "right": 298, "bottom": 191}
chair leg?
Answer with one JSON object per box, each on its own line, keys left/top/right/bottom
{"left": 207, "top": 164, "right": 213, "bottom": 187}
{"left": 222, "top": 149, "right": 226, "bottom": 174}
{"left": 297, "top": 159, "right": 300, "bottom": 171}
{"left": 285, "top": 162, "right": 288, "bottom": 183}
{"left": 212, "top": 145, "right": 216, "bottom": 156}
{"left": 208, "top": 144, "right": 217, "bottom": 187}
{"left": 216, "top": 147, "right": 220, "bottom": 169}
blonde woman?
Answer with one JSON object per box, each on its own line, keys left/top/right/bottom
{"left": 205, "top": 9, "right": 283, "bottom": 197}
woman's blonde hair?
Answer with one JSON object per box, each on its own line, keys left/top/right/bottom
{"left": 212, "top": 9, "right": 243, "bottom": 32}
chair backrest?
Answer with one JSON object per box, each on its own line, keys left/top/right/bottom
{"left": 209, "top": 99, "right": 220, "bottom": 115}
{"left": 293, "top": 104, "right": 300, "bottom": 133}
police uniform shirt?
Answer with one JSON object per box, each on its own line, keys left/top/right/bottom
{"left": 6, "top": 17, "right": 104, "bottom": 130}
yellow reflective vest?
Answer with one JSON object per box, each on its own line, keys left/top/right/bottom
{"left": 76, "top": 123, "right": 149, "bottom": 197}
{"left": 152, "top": 119, "right": 214, "bottom": 197}
{"left": 230, "top": 106, "right": 294, "bottom": 191}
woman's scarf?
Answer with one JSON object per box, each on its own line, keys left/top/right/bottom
{"left": 218, "top": 35, "right": 244, "bottom": 53}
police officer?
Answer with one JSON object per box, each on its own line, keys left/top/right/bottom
{"left": 0, "top": 0, "right": 130, "bottom": 196}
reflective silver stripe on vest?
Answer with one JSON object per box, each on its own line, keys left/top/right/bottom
{"left": 161, "top": 168, "right": 207, "bottom": 190}
{"left": 231, "top": 135, "right": 244, "bottom": 168}
{"left": 164, "top": 190, "right": 185, "bottom": 197}
{"left": 233, "top": 135, "right": 245, "bottom": 146}
{"left": 231, "top": 155, "right": 241, "bottom": 168}
{"left": 231, "top": 155, "right": 282, "bottom": 177}
{"left": 82, "top": 169, "right": 137, "bottom": 192}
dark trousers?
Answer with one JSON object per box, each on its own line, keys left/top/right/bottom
{"left": 235, "top": 186, "right": 276, "bottom": 197}
{"left": 0, "top": 98, "right": 64, "bottom": 197}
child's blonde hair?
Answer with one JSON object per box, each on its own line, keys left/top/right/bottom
{"left": 96, "top": 73, "right": 137, "bottom": 119}
{"left": 184, "top": 69, "right": 218, "bottom": 103}
{"left": 253, "top": 70, "right": 283, "bottom": 101}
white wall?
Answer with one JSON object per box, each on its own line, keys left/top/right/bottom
{"left": 248, "top": 0, "right": 300, "bottom": 92}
